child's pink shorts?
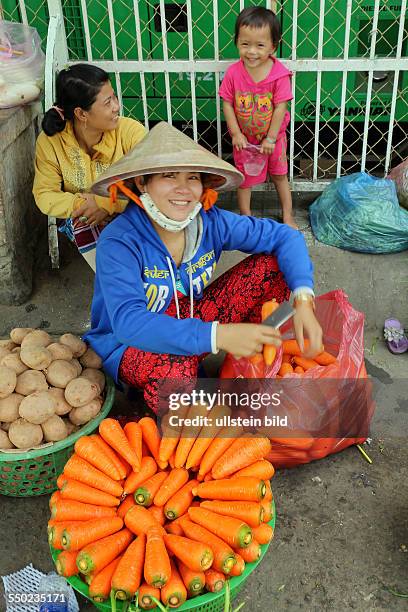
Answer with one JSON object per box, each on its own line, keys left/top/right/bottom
{"left": 234, "top": 133, "right": 288, "bottom": 189}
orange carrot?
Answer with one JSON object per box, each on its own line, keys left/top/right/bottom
{"left": 144, "top": 525, "right": 171, "bottom": 588}
{"left": 49, "top": 491, "right": 61, "bottom": 510}
{"left": 123, "top": 456, "right": 157, "bottom": 496}
{"left": 211, "top": 436, "right": 271, "bottom": 479}
{"left": 117, "top": 495, "right": 136, "bottom": 519}
{"left": 60, "top": 478, "right": 120, "bottom": 507}
{"left": 252, "top": 523, "right": 274, "bottom": 544}
{"left": 278, "top": 362, "right": 294, "bottom": 376}
{"left": 168, "top": 450, "right": 176, "bottom": 469}
{"left": 200, "top": 501, "right": 263, "bottom": 528}
{"left": 282, "top": 338, "right": 311, "bottom": 355}
{"left": 282, "top": 353, "right": 292, "bottom": 364}
{"left": 56, "top": 474, "right": 66, "bottom": 489}
{"left": 231, "top": 459, "right": 275, "bottom": 480}
{"left": 138, "top": 582, "right": 161, "bottom": 610}
{"left": 177, "top": 559, "right": 205, "bottom": 596}
{"left": 235, "top": 540, "right": 261, "bottom": 563}
{"left": 76, "top": 528, "right": 133, "bottom": 575}
{"left": 124, "top": 422, "right": 142, "bottom": 471}
{"left": 148, "top": 504, "right": 165, "bottom": 526}
{"left": 88, "top": 556, "right": 122, "bottom": 603}
{"left": 91, "top": 434, "right": 127, "bottom": 479}
{"left": 62, "top": 516, "right": 123, "bottom": 551}
{"left": 164, "top": 479, "right": 198, "bottom": 520}
{"left": 139, "top": 417, "right": 167, "bottom": 469}
{"left": 135, "top": 471, "right": 168, "bottom": 507}
{"left": 269, "top": 435, "right": 314, "bottom": 450}
{"left": 174, "top": 403, "right": 210, "bottom": 469}
{"left": 261, "top": 300, "right": 280, "bottom": 366}
{"left": 159, "top": 405, "right": 190, "bottom": 464}
{"left": 55, "top": 550, "right": 78, "bottom": 577}
{"left": 178, "top": 516, "right": 236, "bottom": 574}
{"left": 294, "top": 365, "right": 304, "bottom": 374}
{"left": 194, "top": 477, "right": 266, "bottom": 502}
{"left": 293, "top": 355, "right": 319, "bottom": 370}
{"left": 164, "top": 534, "right": 213, "bottom": 571}
{"left": 74, "top": 436, "right": 121, "bottom": 480}
{"left": 204, "top": 569, "right": 225, "bottom": 593}
{"left": 203, "top": 472, "right": 213, "bottom": 482}
{"left": 51, "top": 499, "right": 117, "bottom": 522}
{"left": 153, "top": 467, "right": 189, "bottom": 507}
{"left": 48, "top": 521, "right": 84, "bottom": 550}
{"left": 63, "top": 454, "right": 123, "bottom": 497}
{"left": 161, "top": 558, "right": 187, "bottom": 608}
{"left": 188, "top": 507, "right": 252, "bottom": 549}
{"left": 165, "top": 516, "right": 186, "bottom": 536}
{"left": 260, "top": 499, "right": 273, "bottom": 522}
{"left": 198, "top": 428, "right": 240, "bottom": 478}
{"left": 99, "top": 418, "right": 141, "bottom": 471}
{"left": 229, "top": 553, "right": 245, "bottom": 576}
{"left": 111, "top": 533, "right": 146, "bottom": 601}
{"left": 264, "top": 480, "right": 273, "bottom": 501}
{"left": 185, "top": 404, "right": 231, "bottom": 470}
{"left": 314, "top": 350, "right": 337, "bottom": 366}
{"left": 124, "top": 505, "right": 165, "bottom": 536}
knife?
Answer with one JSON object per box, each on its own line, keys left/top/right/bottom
{"left": 261, "top": 300, "right": 295, "bottom": 329}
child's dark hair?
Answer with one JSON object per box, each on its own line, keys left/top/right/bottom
{"left": 42, "top": 63, "right": 109, "bottom": 136}
{"left": 234, "top": 6, "right": 281, "bottom": 47}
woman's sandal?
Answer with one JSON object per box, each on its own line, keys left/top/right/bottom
{"left": 384, "top": 318, "right": 408, "bottom": 354}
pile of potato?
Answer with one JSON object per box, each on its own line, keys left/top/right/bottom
{"left": 0, "top": 328, "right": 106, "bottom": 451}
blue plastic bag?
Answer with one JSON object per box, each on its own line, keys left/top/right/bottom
{"left": 310, "top": 172, "right": 408, "bottom": 253}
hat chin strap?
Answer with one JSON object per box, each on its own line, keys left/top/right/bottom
{"left": 140, "top": 192, "right": 202, "bottom": 232}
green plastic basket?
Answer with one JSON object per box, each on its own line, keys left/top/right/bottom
{"left": 50, "top": 503, "right": 275, "bottom": 612}
{"left": 0, "top": 377, "right": 115, "bottom": 497}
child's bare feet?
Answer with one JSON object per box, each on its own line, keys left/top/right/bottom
{"left": 283, "top": 214, "right": 299, "bottom": 230}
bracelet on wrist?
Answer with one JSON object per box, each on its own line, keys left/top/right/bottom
{"left": 265, "top": 136, "right": 277, "bottom": 144}
{"left": 293, "top": 294, "right": 316, "bottom": 311}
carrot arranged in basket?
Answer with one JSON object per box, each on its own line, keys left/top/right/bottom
{"left": 99, "top": 419, "right": 141, "bottom": 472}
{"left": 59, "top": 478, "right": 120, "bottom": 507}
{"left": 211, "top": 436, "right": 271, "bottom": 479}
{"left": 188, "top": 507, "right": 252, "bottom": 549}
{"left": 164, "top": 479, "right": 198, "bottom": 520}
{"left": 282, "top": 338, "right": 311, "bottom": 355}
{"left": 161, "top": 558, "right": 187, "bottom": 608}
{"left": 144, "top": 525, "right": 172, "bottom": 588}
{"left": 153, "top": 467, "right": 189, "bottom": 507}
{"left": 91, "top": 434, "right": 127, "bottom": 480}
{"left": 123, "top": 456, "right": 157, "bottom": 496}
{"left": 314, "top": 350, "right": 337, "bottom": 365}
{"left": 138, "top": 582, "right": 161, "bottom": 610}
{"left": 235, "top": 539, "right": 261, "bottom": 563}
{"left": 205, "top": 569, "right": 226, "bottom": 593}
{"left": 199, "top": 501, "right": 264, "bottom": 528}
{"left": 111, "top": 533, "right": 146, "bottom": 601}
{"left": 198, "top": 428, "right": 241, "bottom": 478}
{"left": 164, "top": 533, "right": 214, "bottom": 572}
{"left": 185, "top": 404, "right": 231, "bottom": 470}
{"left": 139, "top": 417, "right": 167, "bottom": 469}
{"left": 177, "top": 559, "right": 205, "bottom": 596}
{"left": 293, "top": 355, "right": 319, "bottom": 370}
{"left": 252, "top": 523, "right": 274, "bottom": 544}
{"left": 61, "top": 516, "right": 123, "bottom": 551}
{"left": 148, "top": 504, "right": 165, "bottom": 526}
{"left": 135, "top": 471, "right": 168, "bottom": 507}
{"left": 63, "top": 454, "right": 123, "bottom": 497}
{"left": 49, "top": 491, "right": 61, "bottom": 510}
{"left": 262, "top": 300, "right": 280, "bottom": 365}
{"left": 88, "top": 556, "right": 122, "bottom": 603}
{"left": 260, "top": 500, "right": 273, "bottom": 523}
{"left": 231, "top": 459, "right": 275, "bottom": 480}
{"left": 76, "top": 528, "right": 133, "bottom": 575}
{"left": 48, "top": 521, "right": 84, "bottom": 550}
{"left": 123, "top": 422, "right": 142, "bottom": 471}
{"left": 174, "top": 403, "right": 210, "bottom": 469}
{"left": 194, "top": 477, "right": 266, "bottom": 502}
{"left": 165, "top": 515, "right": 186, "bottom": 536}
{"left": 264, "top": 480, "right": 273, "bottom": 501}
{"left": 229, "top": 553, "right": 245, "bottom": 576}
{"left": 55, "top": 550, "right": 78, "bottom": 577}
{"left": 178, "top": 516, "right": 236, "bottom": 574}
{"left": 124, "top": 505, "right": 165, "bottom": 536}
{"left": 278, "top": 362, "right": 294, "bottom": 376}
{"left": 117, "top": 494, "right": 136, "bottom": 519}
{"left": 158, "top": 405, "right": 190, "bottom": 464}
{"left": 74, "top": 436, "right": 121, "bottom": 480}
{"left": 51, "top": 499, "right": 117, "bottom": 522}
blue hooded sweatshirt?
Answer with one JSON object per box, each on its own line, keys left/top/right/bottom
{"left": 84, "top": 203, "right": 313, "bottom": 382}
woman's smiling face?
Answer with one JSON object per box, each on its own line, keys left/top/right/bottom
{"left": 136, "top": 171, "right": 204, "bottom": 221}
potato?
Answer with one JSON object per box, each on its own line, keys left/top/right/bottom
{"left": 20, "top": 346, "right": 53, "bottom": 371}
{"left": 10, "top": 327, "right": 34, "bottom": 344}
{"left": 15, "top": 370, "right": 48, "bottom": 395}
{"left": 45, "top": 360, "right": 78, "bottom": 388}
{"left": 0, "top": 366, "right": 17, "bottom": 398}
{"left": 41, "top": 415, "right": 68, "bottom": 442}
{"left": 0, "top": 393, "right": 24, "bottom": 422}
{"left": 69, "top": 359, "right": 82, "bottom": 376}
{"left": 59, "top": 333, "right": 87, "bottom": 358}
{"left": 81, "top": 368, "right": 106, "bottom": 393}
{"left": 69, "top": 397, "right": 103, "bottom": 425}
{"left": 0, "top": 347, "right": 10, "bottom": 360}
{"left": 21, "top": 330, "right": 52, "bottom": 349}
{"left": 65, "top": 377, "right": 99, "bottom": 408}
{"left": 0, "top": 339, "right": 17, "bottom": 351}
{"left": 48, "top": 388, "right": 72, "bottom": 416}
{"left": 1, "top": 353, "right": 28, "bottom": 375}
{"left": 12, "top": 347, "right": 21, "bottom": 354}
{"left": 0, "top": 429, "right": 14, "bottom": 449}
{"left": 80, "top": 348, "right": 103, "bottom": 369}
{"left": 8, "top": 418, "right": 43, "bottom": 449}
{"left": 19, "top": 391, "right": 56, "bottom": 424}
{"left": 47, "top": 342, "right": 73, "bottom": 361}
{"left": 63, "top": 419, "right": 77, "bottom": 436}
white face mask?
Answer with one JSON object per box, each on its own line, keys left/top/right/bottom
{"left": 140, "top": 192, "right": 202, "bottom": 232}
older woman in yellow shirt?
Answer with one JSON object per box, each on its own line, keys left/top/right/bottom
{"left": 33, "top": 63, "right": 146, "bottom": 270}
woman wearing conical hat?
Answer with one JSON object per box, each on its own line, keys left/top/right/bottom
{"left": 84, "top": 122, "right": 322, "bottom": 412}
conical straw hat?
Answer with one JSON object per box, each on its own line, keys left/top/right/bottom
{"left": 92, "top": 121, "right": 243, "bottom": 196}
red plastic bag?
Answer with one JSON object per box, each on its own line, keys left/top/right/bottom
{"left": 220, "top": 290, "right": 374, "bottom": 468}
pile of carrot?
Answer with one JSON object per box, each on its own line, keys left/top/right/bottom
{"left": 47, "top": 415, "right": 275, "bottom": 609}
{"left": 276, "top": 338, "right": 338, "bottom": 377}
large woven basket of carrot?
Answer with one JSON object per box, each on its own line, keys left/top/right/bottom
{"left": 47, "top": 412, "right": 277, "bottom": 611}
{"left": 0, "top": 378, "right": 114, "bottom": 497}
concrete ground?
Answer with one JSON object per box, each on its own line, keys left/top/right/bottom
{"left": 0, "top": 194, "right": 407, "bottom": 611}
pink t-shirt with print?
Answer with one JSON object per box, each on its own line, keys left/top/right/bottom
{"left": 219, "top": 58, "right": 293, "bottom": 143}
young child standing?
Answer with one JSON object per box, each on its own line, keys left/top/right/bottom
{"left": 219, "top": 6, "right": 297, "bottom": 228}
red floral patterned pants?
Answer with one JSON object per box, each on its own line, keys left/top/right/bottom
{"left": 119, "top": 254, "right": 290, "bottom": 412}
